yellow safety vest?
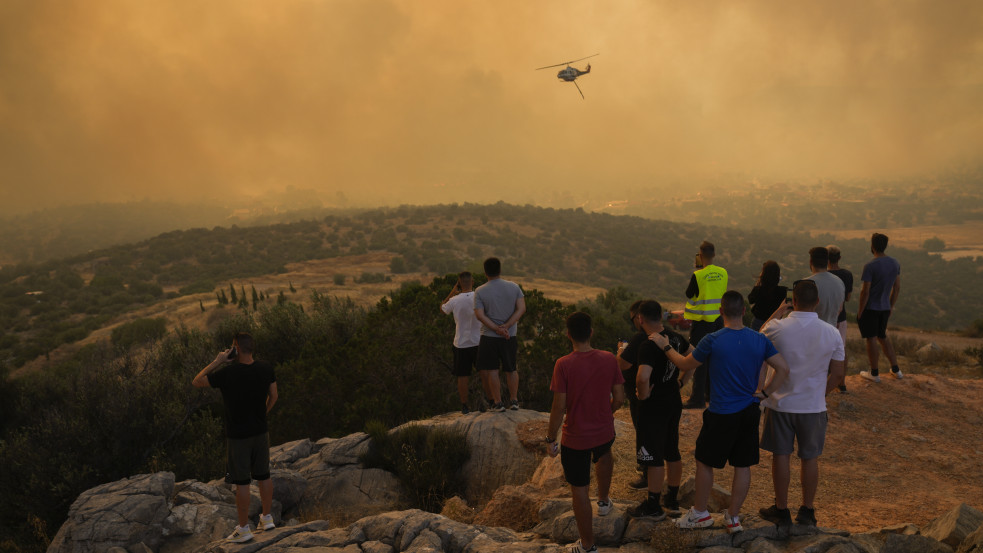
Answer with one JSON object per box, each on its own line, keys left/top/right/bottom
{"left": 684, "top": 264, "right": 728, "bottom": 322}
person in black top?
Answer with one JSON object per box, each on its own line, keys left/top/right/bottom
{"left": 193, "top": 332, "right": 278, "bottom": 543}
{"left": 628, "top": 300, "right": 694, "bottom": 519}
{"left": 616, "top": 301, "right": 647, "bottom": 489}
{"left": 827, "top": 246, "right": 853, "bottom": 392}
{"left": 748, "top": 260, "right": 787, "bottom": 331}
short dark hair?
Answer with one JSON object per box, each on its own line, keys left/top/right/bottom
{"left": 871, "top": 233, "right": 889, "bottom": 253}
{"left": 720, "top": 290, "right": 745, "bottom": 318}
{"left": 629, "top": 300, "right": 643, "bottom": 317}
{"left": 483, "top": 257, "right": 502, "bottom": 277}
{"left": 233, "top": 332, "right": 255, "bottom": 354}
{"left": 809, "top": 247, "right": 829, "bottom": 270}
{"left": 566, "top": 311, "right": 592, "bottom": 342}
{"left": 826, "top": 245, "right": 842, "bottom": 264}
{"left": 638, "top": 300, "right": 663, "bottom": 324}
{"left": 793, "top": 279, "right": 819, "bottom": 308}
{"left": 459, "top": 271, "right": 472, "bottom": 284}
{"left": 699, "top": 241, "right": 715, "bottom": 258}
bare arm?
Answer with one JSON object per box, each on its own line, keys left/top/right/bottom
{"left": 649, "top": 332, "right": 702, "bottom": 372}
{"left": 889, "top": 275, "right": 901, "bottom": 311}
{"left": 545, "top": 392, "right": 566, "bottom": 457}
{"left": 677, "top": 345, "right": 696, "bottom": 386}
{"left": 856, "top": 281, "right": 871, "bottom": 320}
{"left": 611, "top": 383, "right": 625, "bottom": 412}
{"left": 474, "top": 309, "right": 508, "bottom": 338}
{"left": 192, "top": 349, "right": 232, "bottom": 388}
{"left": 636, "top": 365, "right": 654, "bottom": 400}
{"left": 825, "top": 359, "right": 845, "bottom": 395}
{"left": 266, "top": 382, "right": 279, "bottom": 413}
{"left": 442, "top": 280, "right": 461, "bottom": 305}
{"left": 757, "top": 352, "right": 790, "bottom": 397}
{"left": 501, "top": 296, "right": 527, "bottom": 330}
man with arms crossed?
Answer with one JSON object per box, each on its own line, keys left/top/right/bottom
{"left": 193, "top": 333, "right": 278, "bottom": 543}
{"left": 682, "top": 241, "right": 727, "bottom": 409}
{"left": 651, "top": 291, "right": 789, "bottom": 534}
{"left": 827, "top": 245, "right": 853, "bottom": 392}
{"left": 629, "top": 300, "right": 694, "bottom": 519}
{"left": 857, "top": 233, "right": 903, "bottom": 382}
{"left": 758, "top": 280, "right": 845, "bottom": 529}
{"left": 441, "top": 271, "right": 482, "bottom": 414}
{"left": 474, "top": 257, "right": 526, "bottom": 411}
{"left": 546, "top": 312, "right": 625, "bottom": 553}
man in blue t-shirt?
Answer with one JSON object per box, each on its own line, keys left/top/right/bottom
{"left": 651, "top": 291, "right": 789, "bottom": 534}
{"left": 857, "top": 233, "right": 903, "bottom": 383}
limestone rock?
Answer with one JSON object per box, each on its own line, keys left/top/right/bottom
{"left": 529, "top": 455, "right": 564, "bottom": 490}
{"left": 270, "top": 468, "right": 307, "bottom": 512}
{"left": 543, "top": 502, "right": 629, "bottom": 546}
{"left": 296, "top": 463, "right": 409, "bottom": 521}
{"left": 884, "top": 533, "right": 956, "bottom": 553}
{"left": 48, "top": 472, "right": 175, "bottom": 553}
{"left": 269, "top": 438, "right": 313, "bottom": 467}
{"left": 917, "top": 342, "right": 943, "bottom": 361}
{"left": 958, "top": 523, "right": 983, "bottom": 553}
{"left": 923, "top": 503, "right": 983, "bottom": 548}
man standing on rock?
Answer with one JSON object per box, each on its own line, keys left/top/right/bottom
{"left": 441, "top": 271, "right": 482, "bottom": 414}
{"left": 758, "top": 280, "right": 845, "bottom": 529}
{"left": 651, "top": 291, "right": 789, "bottom": 534}
{"left": 474, "top": 257, "right": 526, "bottom": 412}
{"left": 682, "top": 240, "right": 727, "bottom": 409}
{"left": 616, "top": 300, "right": 648, "bottom": 489}
{"left": 857, "top": 233, "right": 903, "bottom": 383}
{"left": 629, "top": 300, "right": 694, "bottom": 520}
{"left": 546, "top": 311, "right": 625, "bottom": 553}
{"left": 193, "top": 332, "right": 278, "bottom": 543}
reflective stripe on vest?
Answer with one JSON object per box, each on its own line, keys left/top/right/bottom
{"left": 684, "top": 265, "right": 728, "bottom": 322}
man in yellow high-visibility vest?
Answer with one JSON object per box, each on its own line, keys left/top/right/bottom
{"left": 682, "top": 241, "right": 728, "bottom": 408}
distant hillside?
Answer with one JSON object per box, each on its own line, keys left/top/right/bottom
{"left": 0, "top": 202, "right": 979, "bottom": 368}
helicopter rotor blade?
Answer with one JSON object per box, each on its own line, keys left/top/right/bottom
{"left": 574, "top": 80, "right": 585, "bottom": 99}
{"left": 535, "top": 53, "right": 599, "bottom": 70}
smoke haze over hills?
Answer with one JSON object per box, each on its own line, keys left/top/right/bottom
{"left": 1, "top": 0, "right": 982, "bottom": 215}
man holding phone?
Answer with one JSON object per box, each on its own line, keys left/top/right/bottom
{"left": 441, "top": 271, "right": 482, "bottom": 414}
{"left": 193, "top": 332, "right": 278, "bottom": 543}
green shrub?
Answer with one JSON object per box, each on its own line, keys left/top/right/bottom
{"left": 111, "top": 317, "right": 168, "bottom": 350}
{"left": 333, "top": 274, "right": 346, "bottom": 286}
{"left": 360, "top": 421, "right": 470, "bottom": 512}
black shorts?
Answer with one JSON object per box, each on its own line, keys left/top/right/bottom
{"left": 560, "top": 438, "right": 614, "bottom": 488}
{"left": 858, "top": 309, "right": 890, "bottom": 339}
{"left": 636, "top": 408, "right": 682, "bottom": 466}
{"left": 694, "top": 403, "right": 761, "bottom": 469}
{"left": 476, "top": 335, "right": 518, "bottom": 373}
{"left": 226, "top": 433, "right": 271, "bottom": 485}
{"left": 453, "top": 346, "right": 479, "bottom": 377}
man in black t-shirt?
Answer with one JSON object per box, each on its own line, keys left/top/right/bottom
{"left": 628, "top": 300, "right": 694, "bottom": 520}
{"left": 193, "top": 332, "right": 278, "bottom": 543}
{"left": 616, "top": 300, "right": 647, "bottom": 489}
{"left": 827, "top": 246, "right": 853, "bottom": 392}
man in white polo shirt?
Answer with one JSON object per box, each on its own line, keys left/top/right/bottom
{"left": 441, "top": 271, "right": 483, "bottom": 414}
{"left": 757, "top": 280, "right": 845, "bottom": 529}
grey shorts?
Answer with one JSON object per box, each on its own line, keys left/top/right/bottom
{"left": 760, "top": 409, "right": 827, "bottom": 460}
{"left": 226, "top": 433, "right": 271, "bottom": 485}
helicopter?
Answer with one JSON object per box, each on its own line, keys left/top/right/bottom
{"left": 536, "top": 53, "right": 599, "bottom": 99}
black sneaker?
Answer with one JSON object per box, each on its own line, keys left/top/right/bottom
{"left": 628, "top": 475, "right": 648, "bottom": 489}
{"left": 461, "top": 404, "right": 470, "bottom": 415}
{"left": 510, "top": 399, "right": 519, "bottom": 411}
{"left": 627, "top": 498, "right": 666, "bottom": 520}
{"left": 795, "top": 506, "right": 817, "bottom": 526}
{"left": 663, "top": 497, "right": 680, "bottom": 513}
{"left": 838, "top": 384, "right": 847, "bottom": 393}
{"left": 759, "top": 504, "right": 792, "bottom": 527}
{"left": 492, "top": 402, "right": 506, "bottom": 412}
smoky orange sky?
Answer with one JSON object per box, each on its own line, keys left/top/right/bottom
{"left": 1, "top": 0, "right": 981, "bottom": 215}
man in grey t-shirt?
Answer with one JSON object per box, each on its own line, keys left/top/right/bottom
{"left": 804, "top": 247, "right": 845, "bottom": 327}
{"left": 474, "top": 257, "right": 526, "bottom": 412}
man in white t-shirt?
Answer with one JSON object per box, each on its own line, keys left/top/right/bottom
{"left": 441, "top": 271, "right": 483, "bottom": 414}
{"left": 756, "top": 280, "right": 845, "bottom": 530}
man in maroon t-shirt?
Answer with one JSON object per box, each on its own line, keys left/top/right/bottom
{"left": 546, "top": 312, "right": 626, "bottom": 553}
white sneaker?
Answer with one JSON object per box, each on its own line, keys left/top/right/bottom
{"left": 259, "top": 513, "right": 275, "bottom": 531}
{"left": 859, "top": 371, "right": 881, "bottom": 383}
{"left": 226, "top": 524, "right": 254, "bottom": 543}
{"left": 723, "top": 511, "right": 743, "bottom": 534}
{"left": 569, "top": 540, "right": 597, "bottom": 553}
{"left": 596, "top": 499, "right": 612, "bottom": 516}
{"left": 892, "top": 369, "right": 904, "bottom": 379}
{"left": 675, "top": 507, "right": 713, "bottom": 529}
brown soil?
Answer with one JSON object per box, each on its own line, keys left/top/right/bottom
{"left": 603, "top": 373, "right": 983, "bottom": 533}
